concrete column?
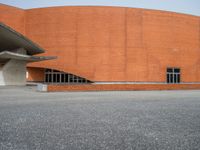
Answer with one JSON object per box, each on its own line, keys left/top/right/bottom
{"left": 0, "top": 59, "right": 26, "bottom": 85}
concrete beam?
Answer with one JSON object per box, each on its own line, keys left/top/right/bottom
{"left": 0, "top": 50, "right": 56, "bottom": 62}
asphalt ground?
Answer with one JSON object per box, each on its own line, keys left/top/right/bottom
{"left": 0, "top": 86, "right": 200, "bottom": 150}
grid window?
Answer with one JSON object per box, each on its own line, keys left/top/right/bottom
{"left": 167, "top": 68, "right": 180, "bottom": 84}
{"left": 44, "top": 69, "right": 91, "bottom": 84}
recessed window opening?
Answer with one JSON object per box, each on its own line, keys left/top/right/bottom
{"left": 166, "top": 67, "right": 180, "bottom": 84}
{"left": 44, "top": 69, "right": 92, "bottom": 84}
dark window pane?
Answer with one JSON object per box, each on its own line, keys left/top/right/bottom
{"left": 61, "top": 74, "right": 64, "bottom": 82}
{"left": 167, "top": 74, "right": 170, "bottom": 83}
{"left": 53, "top": 74, "right": 56, "bottom": 82}
{"left": 70, "top": 76, "right": 73, "bottom": 82}
{"left": 65, "top": 74, "right": 68, "bottom": 82}
{"left": 167, "top": 68, "right": 173, "bottom": 73}
{"left": 174, "top": 68, "right": 180, "bottom": 73}
{"left": 45, "top": 74, "right": 48, "bottom": 82}
{"left": 53, "top": 70, "right": 59, "bottom": 72}
{"left": 46, "top": 69, "right": 51, "bottom": 73}
{"left": 49, "top": 74, "right": 52, "bottom": 82}
{"left": 174, "top": 74, "right": 177, "bottom": 83}
{"left": 177, "top": 74, "right": 180, "bottom": 83}
{"left": 170, "top": 74, "right": 173, "bottom": 83}
{"left": 57, "top": 74, "right": 60, "bottom": 82}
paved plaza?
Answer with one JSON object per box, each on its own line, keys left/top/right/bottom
{"left": 0, "top": 86, "right": 200, "bottom": 150}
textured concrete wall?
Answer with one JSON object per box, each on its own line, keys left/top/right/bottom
{"left": 1, "top": 5, "right": 200, "bottom": 83}
{"left": 0, "top": 59, "right": 26, "bottom": 85}
{"left": 0, "top": 65, "right": 4, "bottom": 85}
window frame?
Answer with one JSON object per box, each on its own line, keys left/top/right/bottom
{"left": 44, "top": 69, "right": 91, "bottom": 84}
{"left": 166, "top": 67, "right": 181, "bottom": 84}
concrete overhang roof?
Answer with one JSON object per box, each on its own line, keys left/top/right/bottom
{"left": 0, "top": 51, "right": 56, "bottom": 62}
{"left": 0, "top": 22, "right": 45, "bottom": 55}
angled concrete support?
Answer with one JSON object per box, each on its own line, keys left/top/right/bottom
{"left": 0, "top": 59, "right": 26, "bottom": 85}
{"left": 0, "top": 23, "right": 56, "bottom": 86}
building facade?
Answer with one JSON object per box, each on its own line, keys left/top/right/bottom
{"left": 1, "top": 4, "right": 200, "bottom": 88}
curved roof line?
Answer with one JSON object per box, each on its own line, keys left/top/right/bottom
{"left": 1, "top": 3, "right": 199, "bottom": 18}
{"left": 26, "top": 5, "right": 200, "bottom": 18}
{"left": 0, "top": 22, "right": 45, "bottom": 55}
{"left": 0, "top": 3, "right": 24, "bottom": 10}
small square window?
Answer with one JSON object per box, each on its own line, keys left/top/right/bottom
{"left": 166, "top": 67, "right": 180, "bottom": 84}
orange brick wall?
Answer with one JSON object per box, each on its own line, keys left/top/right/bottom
{"left": 0, "top": 4, "right": 25, "bottom": 34}
{"left": 1, "top": 5, "right": 200, "bottom": 83}
{"left": 25, "top": 7, "right": 200, "bottom": 82}
{"left": 27, "top": 67, "right": 44, "bottom": 82}
{"left": 47, "top": 84, "right": 200, "bottom": 92}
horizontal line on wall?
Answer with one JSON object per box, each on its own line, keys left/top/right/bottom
{"left": 93, "top": 82, "right": 200, "bottom": 84}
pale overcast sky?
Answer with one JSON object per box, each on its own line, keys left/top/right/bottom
{"left": 0, "top": 0, "right": 200, "bottom": 16}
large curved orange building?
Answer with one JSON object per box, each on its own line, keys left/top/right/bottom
{"left": 1, "top": 4, "right": 200, "bottom": 90}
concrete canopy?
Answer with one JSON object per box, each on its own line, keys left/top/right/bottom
{"left": 0, "top": 22, "right": 44, "bottom": 55}
{"left": 0, "top": 22, "right": 56, "bottom": 86}
{"left": 0, "top": 51, "right": 56, "bottom": 63}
